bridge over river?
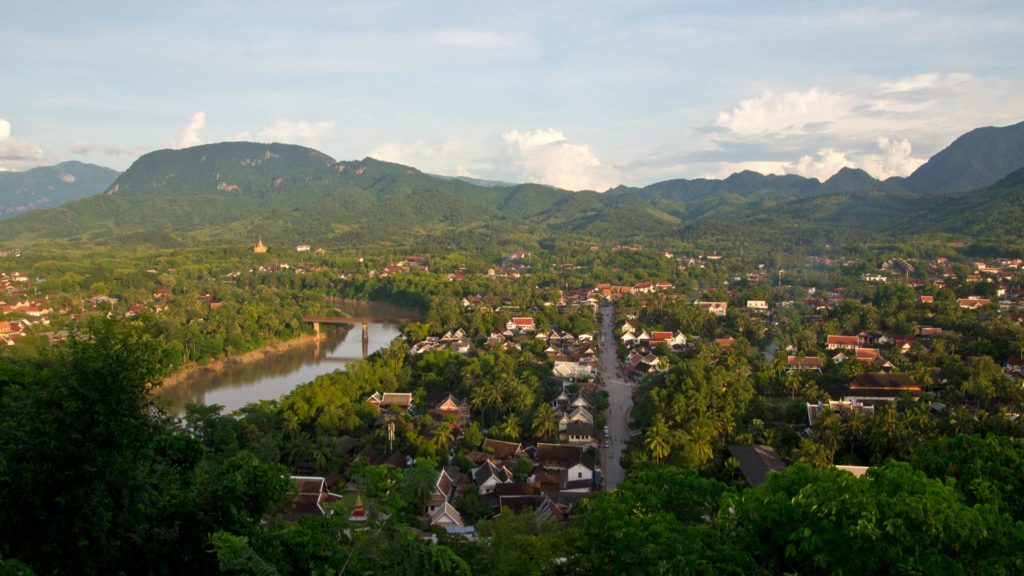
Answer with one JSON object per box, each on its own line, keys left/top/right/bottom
{"left": 302, "top": 315, "right": 419, "bottom": 359}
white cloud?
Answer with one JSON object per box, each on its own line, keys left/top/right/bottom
{"left": 0, "top": 117, "right": 46, "bottom": 171}
{"left": 69, "top": 141, "right": 135, "bottom": 156}
{"left": 369, "top": 129, "right": 621, "bottom": 190}
{"left": 715, "top": 89, "right": 849, "bottom": 137}
{"left": 792, "top": 148, "right": 856, "bottom": 181}
{"left": 369, "top": 137, "right": 473, "bottom": 175}
{"left": 168, "top": 111, "right": 206, "bottom": 149}
{"left": 501, "top": 129, "right": 620, "bottom": 191}
{"left": 861, "top": 137, "right": 926, "bottom": 179}
{"left": 700, "top": 72, "right": 1004, "bottom": 182}
{"left": 238, "top": 119, "right": 335, "bottom": 145}
{"left": 881, "top": 72, "right": 972, "bottom": 93}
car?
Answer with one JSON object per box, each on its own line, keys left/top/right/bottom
{"left": 603, "top": 425, "right": 609, "bottom": 435}
{"left": 604, "top": 438, "right": 611, "bottom": 449}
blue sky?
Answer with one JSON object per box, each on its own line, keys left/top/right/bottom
{"left": 2, "top": 1, "right": 1022, "bottom": 189}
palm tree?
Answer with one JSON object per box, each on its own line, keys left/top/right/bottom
{"left": 430, "top": 422, "right": 455, "bottom": 454}
{"left": 496, "top": 414, "right": 520, "bottom": 441}
{"left": 646, "top": 415, "right": 672, "bottom": 463}
{"left": 471, "top": 382, "right": 502, "bottom": 425}
{"left": 532, "top": 404, "right": 559, "bottom": 442}
{"left": 842, "top": 409, "right": 870, "bottom": 460}
{"left": 687, "top": 417, "right": 718, "bottom": 467}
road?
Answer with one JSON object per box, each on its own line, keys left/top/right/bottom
{"left": 598, "top": 302, "right": 632, "bottom": 490}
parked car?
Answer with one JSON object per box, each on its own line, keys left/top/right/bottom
{"left": 603, "top": 425, "right": 610, "bottom": 435}
{"left": 604, "top": 438, "right": 611, "bottom": 449}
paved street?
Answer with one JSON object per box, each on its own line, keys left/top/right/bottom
{"left": 598, "top": 302, "right": 632, "bottom": 490}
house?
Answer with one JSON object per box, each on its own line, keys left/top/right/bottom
{"left": 367, "top": 391, "right": 414, "bottom": 411}
{"left": 786, "top": 356, "right": 822, "bottom": 372}
{"left": 473, "top": 459, "right": 514, "bottom": 495}
{"left": 1004, "top": 356, "right": 1024, "bottom": 378}
{"left": 532, "top": 443, "right": 594, "bottom": 491}
{"left": 429, "top": 501, "right": 465, "bottom": 528}
{"left": 826, "top": 335, "right": 860, "bottom": 350}
{"left": 430, "top": 394, "right": 471, "bottom": 425}
{"left": 482, "top": 439, "right": 525, "bottom": 461}
{"left": 295, "top": 244, "right": 311, "bottom": 252}
{"left": 552, "top": 361, "right": 593, "bottom": 382}
{"left": 282, "top": 476, "right": 344, "bottom": 521}
{"left": 727, "top": 445, "right": 788, "bottom": 488}
{"left": 715, "top": 337, "right": 735, "bottom": 350}
{"left": 565, "top": 421, "right": 595, "bottom": 444}
{"left": 427, "top": 468, "right": 458, "bottom": 517}
{"left": 506, "top": 317, "right": 536, "bottom": 332}
{"left": 558, "top": 407, "right": 594, "bottom": 431}
{"left": 746, "top": 300, "right": 769, "bottom": 313}
{"left": 893, "top": 338, "right": 916, "bottom": 354}
{"left": 959, "top": 297, "right": 991, "bottom": 309}
{"left": 826, "top": 373, "right": 922, "bottom": 405}
{"left": 696, "top": 301, "right": 728, "bottom": 317}
{"left": 806, "top": 400, "right": 875, "bottom": 426}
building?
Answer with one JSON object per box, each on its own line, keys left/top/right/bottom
{"left": 825, "top": 373, "right": 922, "bottom": 405}
{"left": 252, "top": 237, "right": 268, "bottom": 253}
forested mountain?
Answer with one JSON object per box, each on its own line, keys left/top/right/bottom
{"left": 2, "top": 120, "right": 1024, "bottom": 252}
{"left": 0, "top": 161, "right": 119, "bottom": 219}
{"left": 893, "top": 120, "right": 1024, "bottom": 194}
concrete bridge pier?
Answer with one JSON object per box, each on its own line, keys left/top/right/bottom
{"left": 362, "top": 321, "right": 369, "bottom": 359}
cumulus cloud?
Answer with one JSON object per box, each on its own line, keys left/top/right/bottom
{"left": 715, "top": 89, "right": 849, "bottom": 137}
{"left": 370, "top": 129, "right": 621, "bottom": 190}
{"left": 501, "top": 128, "right": 620, "bottom": 191}
{"left": 0, "top": 117, "right": 46, "bottom": 171}
{"left": 236, "top": 119, "right": 335, "bottom": 145}
{"left": 369, "top": 137, "right": 473, "bottom": 175}
{"left": 861, "top": 137, "right": 926, "bottom": 179}
{"left": 168, "top": 112, "right": 206, "bottom": 148}
{"left": 792, "top": 148, "right": 856, "bottom": 181}
{"left": 700, "top": 72, "right": 990, "bottom": 181}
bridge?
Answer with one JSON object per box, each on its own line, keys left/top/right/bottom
{"left": 302, "top": 315, "right": 418, "bottom": 359}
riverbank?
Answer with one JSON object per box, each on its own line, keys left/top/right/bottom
{"left": 159, "top": 333, "right": 321, "bottom": 391}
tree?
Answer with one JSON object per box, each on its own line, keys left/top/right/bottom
{"left": 429, "top": 420, "right": 455, "bottom": 455}
{"left": 531, "top": 404, "right": 559, "bottom": 442}
{"left": 645, "top": 415, "right": 672, "bottom": 463}
{"left": 496, "top": 414, "right": 520, "bottom": 441}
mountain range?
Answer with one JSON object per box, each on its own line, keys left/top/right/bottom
{"left": 0, "top": 161, "right": 120, "bottom": 219}
{"left": 1, "top": 121, "right": 1023, "bottom": 251}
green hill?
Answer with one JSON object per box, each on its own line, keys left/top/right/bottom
{"left": 4, "top": 125, "right": 1024, "bottom": 253}
{"left": 895, "top": 120, "right": 1024, "bottom": 194}
{"left": 0, "top": 161, "right": 119, "bottom": 219}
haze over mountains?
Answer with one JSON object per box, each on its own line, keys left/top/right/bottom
{"left": 1, "top": 121, "right": 1022, "bottom": 248}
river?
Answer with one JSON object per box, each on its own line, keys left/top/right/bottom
{"left": 157, "top": 301, "right": 417, "bottom": 413}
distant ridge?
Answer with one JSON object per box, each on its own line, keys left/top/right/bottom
{"left": 895, "top": 120, "right": 1024, "bottom": 194}
{"left": 0, "top": 161, "right": 119, "bottom": 219}
{"left": 2, "top": 121, "right": 1024, "bottom": 249}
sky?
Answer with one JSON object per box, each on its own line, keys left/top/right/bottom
{"left": 1, "top": 1, "right": 1023, "bottom": 190}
